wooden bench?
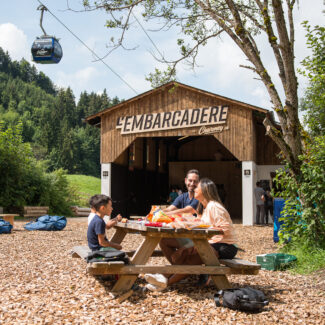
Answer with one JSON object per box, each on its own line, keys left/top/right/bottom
{"left": 23, "top": 206, "right": 49, "bottom": 218}
{"left": 72, "top": 246, "right": 261, "bottom": 277}
{"left": 70, "top": 206, "right": 91, "bottom": 217}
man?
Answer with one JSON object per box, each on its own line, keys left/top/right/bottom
{"left": 163, "top": 169, "right": 200, "bottom": 216}
{"left": 145, "top": 169, "right": 203, "bottom": 291}
{"left": 159, "top": 170, "right": 200, "bottom": 264}
{"left": 254, "top": 181, "right": 266, "bottom": 225}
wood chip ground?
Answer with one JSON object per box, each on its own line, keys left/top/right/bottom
{"left": 0, "top": 218, "right": 324, "bottom": 324}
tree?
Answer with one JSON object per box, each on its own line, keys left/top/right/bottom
{"left": 0, "top": 122, "right": 74, "bottom": 215}
{"left": 299, "top": 22, "right": 325, "bottom": 137}
{"left": 78, "top": 1, "right": 325, "bottom": 242}
{"left": 80, "top": 0, "right": 303, "bottom": 176}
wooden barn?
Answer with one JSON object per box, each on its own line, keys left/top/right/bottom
{"left": 86, "top": 82, "right": 283, "bottom": 225}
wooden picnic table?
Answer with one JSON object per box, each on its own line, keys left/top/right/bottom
{"left": 72, "top": 221, "right": 260, "bottom": 296}
{"left": 0, "top": 214, "right": 19, "bottom": 227}
{"left": 107, "top": 221, "right": 232, "bottom": 292}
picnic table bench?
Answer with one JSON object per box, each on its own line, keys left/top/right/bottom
{"left": 23, "top": 206, "right": 49, "bottom": 218}
{"left": 70, "top": 206, "right": 91, "bottom": 217}
{"left": 72, "top": 221, "right": 260, "bottom": 294}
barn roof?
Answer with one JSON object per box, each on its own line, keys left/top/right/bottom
{"left": 85, "top": 81, "right": 269, "bottom": 127}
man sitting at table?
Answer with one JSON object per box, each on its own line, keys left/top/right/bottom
{"left": 160, "top": 169, "right": 200, "bottom": 264}
{"left": 163, "top": 169, "right": 200, "bottom": 217}
{"left": 87, "top": 194, "right": 122, "bottom": 251}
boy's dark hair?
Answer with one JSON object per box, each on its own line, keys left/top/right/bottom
{"left": 89, "top": 194, "right": 112, "bottom": 211}
{"left": 186, "top": 169, "right": 200, "bottom": 178}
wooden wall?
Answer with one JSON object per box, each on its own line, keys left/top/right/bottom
{"left": 100, "top": 84, "right": 256, "bottom": 163}
{"left": 178, "top": 136, "right": 236, "bottom": 161}
{"left": 255, "top": 122, "right": 281, "bottom": 165}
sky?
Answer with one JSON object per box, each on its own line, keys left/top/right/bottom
{"left": 0, "top": 0, "right": 324, "bottom": 110}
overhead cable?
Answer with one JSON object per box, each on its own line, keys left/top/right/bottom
{"left": 36, "top": 0, "right": 138, "bottom": 95}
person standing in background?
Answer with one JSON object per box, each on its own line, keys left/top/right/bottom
{"left": 254, "top": 181, "right": 266, "bottom": 225}
{"left": 264, "top": 187, "right": 273, "bottom": 224}
{"left": 167, "top": 187, "right": 178, "bottom": 203}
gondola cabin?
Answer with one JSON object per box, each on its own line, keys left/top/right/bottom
{"left": 31, "top": 36, "right": 63, "bottom": 64}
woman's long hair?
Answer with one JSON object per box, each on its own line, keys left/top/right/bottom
{"left": 197, "top": 178, "right": 223, "bottom": 215}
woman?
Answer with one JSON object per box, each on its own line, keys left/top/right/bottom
{"left": 144, "top": 178, "right": 237, "bottom": 291}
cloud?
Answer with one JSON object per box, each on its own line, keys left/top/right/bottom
{"left": 0, "top": 23, "right": 29, "bottom": 61}
{"left": 55, "top": 66, "right": 101, "bottom": 93}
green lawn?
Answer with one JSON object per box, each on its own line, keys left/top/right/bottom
{"left": 66, "top": 175, "right": 101, "bottom": 207}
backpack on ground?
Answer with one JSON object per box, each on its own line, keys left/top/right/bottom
{"left": 214, "top": 287, "right": 269, "bottom": 312}
{"left": 86, "top": 250, "right": 130, "bottom": 264}
{"left": 0, "top": 219, "right": 13, "bottom": 234}
{"left": 24, "top": 215, "right": 67, "bottom": 231}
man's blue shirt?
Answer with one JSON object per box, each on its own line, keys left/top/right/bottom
{"left": 87, "top": 214, "right": 106, "bottom": 251}
{"left": 172, "top": 192, "right": 199, "bottom": 210}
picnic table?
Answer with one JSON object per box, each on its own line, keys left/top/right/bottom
{"left": 0, "top": 214, "right": 19, "bottom": 227}
{"left": 72, "top": 221, "right": 261, "bottom": 294}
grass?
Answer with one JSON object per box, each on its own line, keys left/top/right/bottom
{"left": 281, "top": 242, "right": 325, "bottom": 275}
{"left": 66, "top": 175, "right": 101, "bottom": 207}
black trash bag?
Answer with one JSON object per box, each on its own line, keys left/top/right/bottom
{"left": 214, "top": 287, "right": 269, "bottom": 312}
{"left": 86, "top": 250, "right": 130, "bottom": 264}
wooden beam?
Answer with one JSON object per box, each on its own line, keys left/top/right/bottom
{"left": 111, "top": 236, "right": 161, "bottom": 292}
{"left": 87, "top": 264, "right": 259, "bottom": 276}
{"left": 71, "top": 246, "right": 91, "bottom": 259}
{"left": 219, "top": 258, "right": 261, "bottom": 269}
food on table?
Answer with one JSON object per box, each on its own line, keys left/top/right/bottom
{"left": 146, "top": 205, "right": 160, "bottom": 222}
{"left": 145, "top": 222, "right": 163, "bottom": 227}
{"left": 152, "top": 210, "right": 173, "bottom": 223}
{"left": 121, "top": 218, "right": 128, "bottom": 223}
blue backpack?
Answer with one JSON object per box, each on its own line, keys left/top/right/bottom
{"left": 24, "top": 215, "right": 67, "bottom": 231}
{"left": 0, "top": 219, "right": 13, "bottom": 234}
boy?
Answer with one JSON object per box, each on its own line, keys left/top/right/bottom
{"left": 88, "top": 194, "right": 115, "bottom": 226}
{"left": 87, "top": 194, "right": 122, "bottom": 251}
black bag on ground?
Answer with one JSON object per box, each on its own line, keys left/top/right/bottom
{"left": 86, "top": 250, "right": 129, "bottom": 264}
{"left": 214, "top": 287, "right": 269, "bottom": 312}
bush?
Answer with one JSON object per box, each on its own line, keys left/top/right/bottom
{"left": 274, "top": 136, "right": 325, "bottom": 248}
{"left": 0, "top": 122, "right": 75, "bottom": 215}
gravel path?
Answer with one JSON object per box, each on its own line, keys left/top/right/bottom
{"left": 0, "top": 218, "right": 324, "bottom": 324}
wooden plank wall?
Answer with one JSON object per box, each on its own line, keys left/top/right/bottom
{"left": 100, "top": 85, "right": 256, "bottom": 163}
{"left": 255, "top": 123, "right": 281, "bottom": 165}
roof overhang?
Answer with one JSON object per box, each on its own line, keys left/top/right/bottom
{"left": 85, "top": 81, "right": 269, "bottom": 127}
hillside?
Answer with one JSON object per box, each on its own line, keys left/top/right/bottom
{"left": 0, "top": 47, "right": 120, "bottom": 177}
{"left": 66, "top": 174, "right": 101, "bottom": 207}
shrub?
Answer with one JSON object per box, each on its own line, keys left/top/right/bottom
{"left": 0, "top": 122, "right": 74, "bottom": 215}
{"left": 274, "top": 136, "right": 325, "bottom": 248}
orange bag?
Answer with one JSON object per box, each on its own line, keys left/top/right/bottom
{"left": 152, "top": 210, "right": 173, "bottom": 223}
{"left": 146, "top": 205, "right": 159, "bottom": 222}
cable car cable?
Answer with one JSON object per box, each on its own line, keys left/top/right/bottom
{"left": 36, "top": 0, "right": 138, "bottom": 95}
{"left": 131, "top": 13, "right": 165, "bottom": 61}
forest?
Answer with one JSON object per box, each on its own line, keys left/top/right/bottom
{"left": 0, "top": 46, "right": 120, "bottom": 177}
